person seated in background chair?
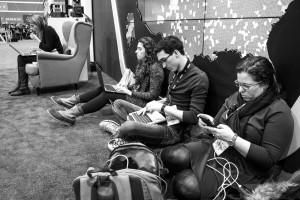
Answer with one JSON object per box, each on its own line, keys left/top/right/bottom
{"left": 161, "top": 56, "right": 294, "bottom": 200}
{"left": 101, "top": 35, "right": 209, "bottom": 151}
{"left": 47, "top": 37, "right": 164, "bottom": 126}
{"left": 8, "top": 15, "right": 63, "bottom": 96}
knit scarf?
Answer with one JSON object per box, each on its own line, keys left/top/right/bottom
{"left": 226, "top": 87, "right": 278, "bottom": 138}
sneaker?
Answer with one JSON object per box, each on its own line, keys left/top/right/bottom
{"left": 99, "top": 120, "right": 120, "bottom": 135}
{"left": 51, "top": 96, "right": 75, "bottom": 109}
{"left": 107, "top": 138, "right": 129, "bottom": 151}
{"left": 47, "top": 108, "right": 75, "bottom": 125}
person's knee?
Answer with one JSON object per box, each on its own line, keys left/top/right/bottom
{"left": 118, "top": 121, "right": 136, "bottom": 138}
{"left": 172, "top": 169, "right": 200, "bottom": 200}
{"left": 161, "top": 144, "right": 190, "bottom": 173}
{"left": 113, "top": 99, "right": 126, "bottom": 109}
{"left": 17, "top": 55, "right": 22, "bottom": 65}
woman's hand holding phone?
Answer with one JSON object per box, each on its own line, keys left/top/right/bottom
{"left": 197, "top": 114, "right": 217, "bottom": 128}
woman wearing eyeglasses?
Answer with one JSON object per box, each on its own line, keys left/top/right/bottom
{"left": 8, "top": 15, "right": 63, "bottom": 96}
{"left": 161, "top": 56, "right": 294, "bottom": 199}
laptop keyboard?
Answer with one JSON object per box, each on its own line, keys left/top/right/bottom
{"left": 129, "top": 112, "right": 152, "bottom": 124}
{"left": 104, "top": 84, "right": 116, "bottom": 92}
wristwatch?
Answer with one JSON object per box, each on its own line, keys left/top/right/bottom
{"left": 161, "top": 104, "right": 166, "bottom": 114}
{"left": 228, "top": 133, "right": 238, "bottom": 146}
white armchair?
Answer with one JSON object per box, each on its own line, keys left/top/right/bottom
{"left": 25, "top": 21, "right": 92, "bottom": 95}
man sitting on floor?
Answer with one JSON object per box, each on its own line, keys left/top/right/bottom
{"left": 100, "top": 35, "right": 209, "bottom": 150}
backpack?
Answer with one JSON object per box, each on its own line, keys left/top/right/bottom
{"left": 107, "top": 143, "right": 166, "bottom": 176}
{"left": 72, "top": 143, "right": 166, "bottom": 200}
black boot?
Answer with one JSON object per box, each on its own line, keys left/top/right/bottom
{"left": 8, "top": 84, "right": 21, "bottom": 94}
{"left": 11, "top": 65, "right": 30, "bottom": 96}
{"left": 8, "top": 67, "right": 21, "bottom": 94}
{"left": 11, "top": 87, "right": 31, "bottom": 96}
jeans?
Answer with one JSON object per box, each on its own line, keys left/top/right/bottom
{"left": 112, "top": 99, "right": 182, "bottom": 146}
{"left": 78, "top": 86, "right": 126, "bottom": 114}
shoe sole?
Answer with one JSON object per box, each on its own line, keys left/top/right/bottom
{"left": 100, "top": 119, "right": 120, "bottom": 127}
{"left": 51, "top": 96, "right": 73, "bottom": 109}
{"left": 47, "top": 109, "right": 75, "bottom": 126}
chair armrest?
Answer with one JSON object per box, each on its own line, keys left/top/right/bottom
{"left": 37, "top": 51, "right": 73, "bottom": 60}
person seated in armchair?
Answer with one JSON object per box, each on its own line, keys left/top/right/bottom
{"left": 47, "top": 37, "right": 164, "bottom": 126}
{"left": 100, "top": 35, "right": 209, "bottom": 151}
{"left": 160, "top": 56, "right": 294, "bottom": 200}
{"left": 8, "top": 15, "right": 63, "bottom": 96}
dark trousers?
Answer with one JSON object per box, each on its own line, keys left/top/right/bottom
{"left": 112, "top": 99, "right": 182, "bottom": 146}
{"left": 78, "top": 86, "right": 126, "bottom": 114}
{"left": 17, "top": 55, "right": 36, "bottom": 89}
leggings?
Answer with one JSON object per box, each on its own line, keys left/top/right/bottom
{"left": 78, "top": 86, "right": 126, "bottom": 114}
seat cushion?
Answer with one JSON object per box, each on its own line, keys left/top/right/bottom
{"left": 25, "top": 63, "right": 39, "bottom": 75}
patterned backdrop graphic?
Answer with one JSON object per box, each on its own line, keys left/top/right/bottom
{"left": 130, "top": 0, "right": 292, "bottom": 59}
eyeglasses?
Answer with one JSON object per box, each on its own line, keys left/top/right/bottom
{"left": 234, "top": 80, "right": 261, "bottom": 90}
{"left": 159, "top": 54, "right": 172, "bottom": 64}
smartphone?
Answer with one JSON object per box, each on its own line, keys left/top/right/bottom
{"left": 198, "top": 116, "right": 217, "bottom": 128}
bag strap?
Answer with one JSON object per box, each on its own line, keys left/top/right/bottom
{"left": 183, "top": 139, "right": 213, "bottom": 199}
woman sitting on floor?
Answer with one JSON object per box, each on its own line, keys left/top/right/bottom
{"left": 160, "top": 56, "right": 294, "bottom": 199}
{"left": 47, "top": 37, "right": 164, "bottom": 126}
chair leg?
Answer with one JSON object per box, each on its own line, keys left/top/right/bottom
{"left": 74, "top": 84, "right": 78, "bottom": 90}
{"left": 36, "top": 88, "right": 40, "bottom": 96}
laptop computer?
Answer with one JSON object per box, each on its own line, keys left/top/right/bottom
{"left": 9, "top": 44, "right": 36, "bottom": 56}
{"left": 127, "top": 110, "right": 166, "bottom": 124}
{"left": 96, "top": 64, "right": 126, "bottom": 94}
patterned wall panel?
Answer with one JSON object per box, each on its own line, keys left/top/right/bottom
{"left": 202, "top": 18, "right": 279, "bottom": 58}
{"left": 205, "top": 0, "right": 290, "bottom": 18}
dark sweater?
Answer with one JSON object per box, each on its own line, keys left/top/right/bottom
{"left": 165, "top": 62, "right": 209, "bottom": 125}
{"left": 39, "top": 25, "right": 63, "bottom": 54}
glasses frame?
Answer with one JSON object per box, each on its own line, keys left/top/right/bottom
{"left": 159, "top": 54, "right": 172, "bottom": 65}
{"left": 234, "top": 80, "right": 261, "bottom": 91}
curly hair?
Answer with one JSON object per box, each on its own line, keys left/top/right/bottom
{"left": 134, "top": 37, "right": 158, "bottom": 86}
{"left": 236, "top": 56, "right": 280, "bottom": 95}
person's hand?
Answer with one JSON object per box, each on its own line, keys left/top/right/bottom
{"left": 30, "top": 33, "right": 40, "bottom": 42}
{"left": 136, "top": 100, "right": 162, "bottom": 116}
{"left": 145, "top": 101, "right": 163, "bottom": 113}
{"left": 30, "top": 46, "right": 39, "bottom": 54}
{"left": 157, "top": 97, "right": 166, "bottom": 104}
{"left": 115, "top": 83, "right": 126, "bottom": 88}
{"left": 137, "top": 107, "right": 147, "bottom": 115}
{"left": 197, "top": 114, "right": 214, "bottom": 127}
{"left": 204, "top": 124, "right": 236, "bottom": 142}
{"left": 114, "top": 86, "right": 131, "bottom": 95}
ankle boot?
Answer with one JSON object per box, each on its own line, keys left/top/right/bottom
{"left": 10, "top": 87, "right": 31, "bottom": 96}
{"left": 61, "top": 105, "right": 83, "bottom": 120}
{"left": 47, "top": 105, "right": 84, "bottom": 125}
{"left": 8, "top": 84, "right": 21, "bottom": 94}
{"left": 51, "top": 95, "right": 79, "bottom": 109}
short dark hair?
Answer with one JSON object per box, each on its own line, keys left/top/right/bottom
{"left": 154, "top": 35, "right": 185, "bottom": 55}
{"left": 236, "top": 56, "right": 280, "bottom": 94}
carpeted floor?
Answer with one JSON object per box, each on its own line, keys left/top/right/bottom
{"left": 0, "top": 62, "right": 119, "bottom": 199}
